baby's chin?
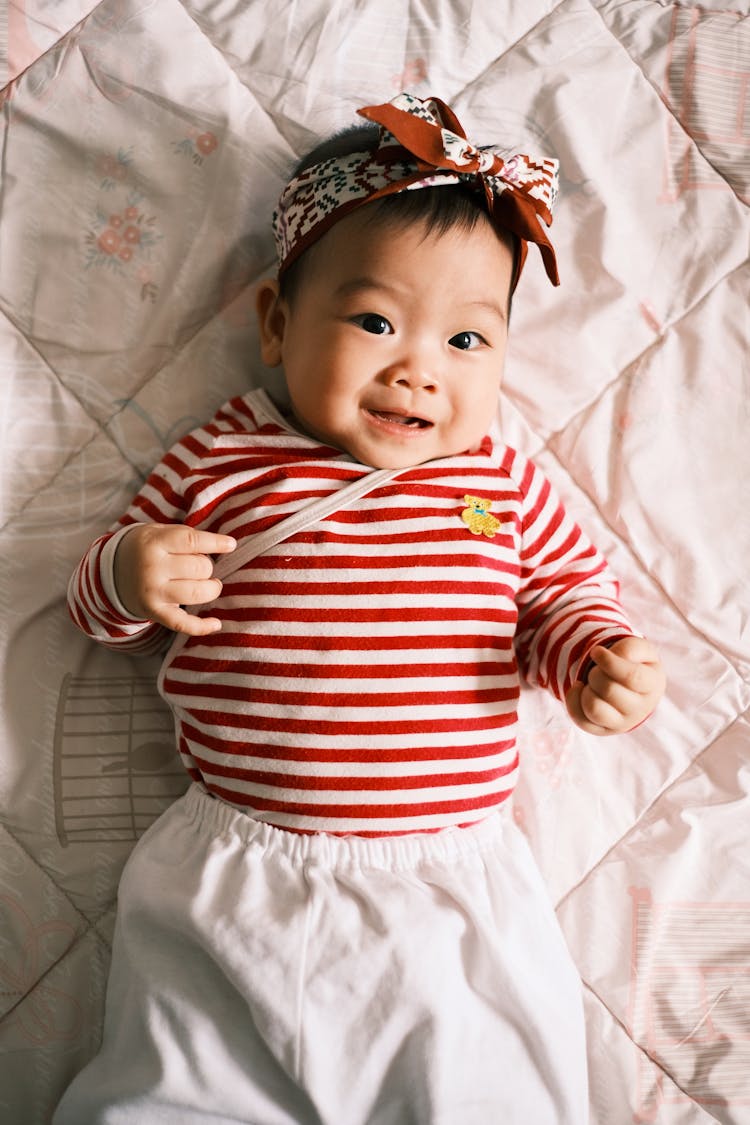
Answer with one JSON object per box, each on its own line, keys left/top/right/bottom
{"left": 346, "top": 438, "right": 488, "bottom": 470}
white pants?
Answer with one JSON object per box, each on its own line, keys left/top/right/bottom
{"left": 54, "top": 785, "right": 588, "bottom": 1124}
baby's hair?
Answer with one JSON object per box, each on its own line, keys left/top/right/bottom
{"left": 279, "top": 122, "right": 519, "bottom": 312}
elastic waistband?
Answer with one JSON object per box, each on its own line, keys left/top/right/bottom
{"left": 180, "top": 784, "right": 508, "bottom": 872}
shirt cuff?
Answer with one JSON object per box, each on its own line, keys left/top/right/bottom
{"left": 99, "top": 525, "right": 151, "bottom": 623}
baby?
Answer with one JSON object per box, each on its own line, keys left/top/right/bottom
{"left": 56, "top": 94, "right": 664, "bottom": 1124}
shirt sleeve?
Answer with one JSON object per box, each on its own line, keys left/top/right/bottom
{"left": 67, "top": 525, "right": 166, "bottom": 652}
{"left": 67, "top": 393, "right": 269, "bottom": 653}
{"left": 67, "top": 435, "right": 195, "bottom": 654}
{"left": 512, "top": 456, "right": 637, "bottom": 700}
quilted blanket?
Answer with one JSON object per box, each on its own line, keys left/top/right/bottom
{"left": 1, "top": 1, "right": 748, "bottom": 1122}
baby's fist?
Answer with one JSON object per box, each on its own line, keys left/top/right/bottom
{"left": 565, "top": 636, "right": 665, "bottom": 736}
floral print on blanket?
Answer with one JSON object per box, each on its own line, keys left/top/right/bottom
{"left": 172, "top": 127, "right": 220, "bottom": 165}
{"left": 85, "top": 149, "right": 162, "bottom": 301}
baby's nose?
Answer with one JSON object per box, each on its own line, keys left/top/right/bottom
{"left": 385, "top": 358, "right": 439, "bottom": 393}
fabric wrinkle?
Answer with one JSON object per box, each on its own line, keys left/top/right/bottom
{"left": 294, "top": 862, "right": 317, "bottom": 1085}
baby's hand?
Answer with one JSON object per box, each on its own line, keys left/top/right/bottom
{"left": 113, "top": 524, "right": 237, "bottom": 636}
{"left": 565, "top": 637, "right": 665, "bottom": 736}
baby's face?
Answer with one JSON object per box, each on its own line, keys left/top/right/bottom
{"left": 258, "top": 207, "right": 514, "bottom": 469}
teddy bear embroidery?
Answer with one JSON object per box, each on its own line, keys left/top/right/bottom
{"left": 461, "top": 495, "right": 501, "bottom": 538}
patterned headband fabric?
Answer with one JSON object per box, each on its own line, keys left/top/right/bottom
{"left": 272, "top": 93, "right": 560, "bottom": 289}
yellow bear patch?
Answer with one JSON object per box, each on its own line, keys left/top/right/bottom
{"left": 461, "top": 495, "right": 501, "bottom": 538}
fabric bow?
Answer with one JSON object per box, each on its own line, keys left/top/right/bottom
{"left": 273, "top": 93, "right": 560, "bottom": 288}
{"left": 358, "top": 94, "right": 559, "bottom": 287}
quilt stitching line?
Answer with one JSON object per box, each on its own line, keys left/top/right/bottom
{"left": 443, "top": 0, "right": 571, "bottom": 105}
{"left": 96, "top": 262, "right": 276, "bottom": 461}
{"left": 0, "top": 920, "right": 111, "bottom": 1031}
{"left": 176, "top": 0, "right": 311, "bottom": 160}
{"left": 0, "top": 817, "right": 106, "bottom": 933}
{"left": 1, "top": 1, "right": 108, "bottom": 97}
{"left": 554, "top": 704, "right": 750, "bottom": 917}
{"left": 536, "top": 254, "right": 749, "bottom": 453}
{"left": 0, "top": 818, "right": 115, "bottom": 1034}
{"left": 176, "top": 0, "right": 572, "bottom": 160}
{"left": 0, "top": 424, "right": 121, "bottom": 538}
{"left": 0, "top": 302, "right": 127, "bottom": 536}
{"left": 0, "top": 262, "right": 275, "bottom": 538}
{"left": 587, "top": 0, "right": 750, "bottom": 207}
{"left": 581, "top": 979, "right": 717, "bottom": 1120}
{"left": 0, "top": 263, "right": 265, "bottom": 440}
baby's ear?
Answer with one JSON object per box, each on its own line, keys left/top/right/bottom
{"left": 255, "top": 278, "right": 287, "bottom": 366}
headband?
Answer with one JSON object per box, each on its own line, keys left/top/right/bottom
{"left": 272, "top": 93, "right": 560, "bottom": 289}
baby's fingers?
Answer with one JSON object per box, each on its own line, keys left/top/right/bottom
{"left": 588, "top": 638, "right": 662, "bottom": 694}
{"left": 162, "top": 526, "right": 237, "bottom": 558}
{"left": 579, "top": 673, "right": 633, "bottom": 723}
{"left": 154, "top": 575, "right": 225, "bottom": 636}
{"left": 565, "top": 683, "right": 611, "bottom": 736}
{"left": 167, "top": 577, "right": 224, "bottom": 609}
{"left": 157, "top": 605, "right": 224, "bottom": 637}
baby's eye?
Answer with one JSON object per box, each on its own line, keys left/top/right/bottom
{"left": 353, "top": 313, "right": 393, "bottom": 335}
{"left": 449, "top": 331, "right": 485, "bottom": 351}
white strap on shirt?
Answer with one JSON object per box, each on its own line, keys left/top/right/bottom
{"left": 158, "top": 465, "right": 403, "bottom": 683}
{"left": 210, "top": 466, "right": 403, "bottom": 585}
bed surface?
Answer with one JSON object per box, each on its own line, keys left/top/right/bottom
{"left": 1, "top": 1, "right": 749, "bottom": 1121}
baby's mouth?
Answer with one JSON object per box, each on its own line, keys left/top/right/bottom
{"left": 367, "top": 409, "right": 432, "bottom": 429}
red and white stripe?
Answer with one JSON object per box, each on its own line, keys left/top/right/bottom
{"left": 69, "top": 391, "right": 634, "bottom": 835}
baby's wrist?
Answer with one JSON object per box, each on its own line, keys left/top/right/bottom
{"left": 104, "top": 526, "right": 150, "bottom": 622}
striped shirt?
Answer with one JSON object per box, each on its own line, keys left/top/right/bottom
{"left": 68, "top": 389, "right": 635, "bottom": 835}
